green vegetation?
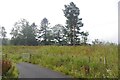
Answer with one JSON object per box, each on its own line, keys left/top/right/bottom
{"left": 2, "top": 63, "right": 19, "bottom": 80}
{"left": 2, "top": 49, "right": 19, "bottom": 79}
{"left": 0, "top": 1, "right": 118, "bottom": 79}
{"left": 0, "top": 2, "right": 89, "bottom": 46}
{"left": 2, "top": 44, "right": 118, "bottom": 78}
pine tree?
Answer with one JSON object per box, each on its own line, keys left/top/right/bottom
{"left": 63, "top": 2, "right": 83, "bottom": 45}
{"left": 38, "top": 18, "right": 50, "bottom": 45}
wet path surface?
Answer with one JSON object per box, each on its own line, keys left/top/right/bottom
{"left": 17, "top": 62, "right": 71, "bottom": 78}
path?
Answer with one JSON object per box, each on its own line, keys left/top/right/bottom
{"left": 17, "top": 62, "right": 71, "bottom": 78}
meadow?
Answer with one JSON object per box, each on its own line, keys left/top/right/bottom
{"left": 2, "top": 44, "right": 118, "bottom": 78}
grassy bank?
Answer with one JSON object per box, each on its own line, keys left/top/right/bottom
{"left": 2, "top": 63, "right": 19, "bottom": 80}
{"left": 2, "top": 45, "right": 118, "bottom": 78}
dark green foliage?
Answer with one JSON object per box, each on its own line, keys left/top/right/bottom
{"left": 0, "top": 26, "right": 8, "bottom": 45}
{"left": 63, "top": 2, "right": 84, "bottom": 45}
{"left": 81, "top": 31, "right": 89, "bottom": 45}
{"left": 92, "top": 39, "right": 103, "bottom": 45}
{"left": 0, "top": 26, "right": 6, "bottom": 38}
{"left": 7, "top": 2, "right": 89, "bottom": 46}
{"left": 38, "top": 18, "right": 51, "bottom": 45}
{"left": 51, "top": 24, "right": 67, "bottom": 45}
{"left": 10, "top": 19, "right": 38, "bottom": 45}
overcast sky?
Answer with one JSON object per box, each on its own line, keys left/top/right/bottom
{"left": 0, "top": 0, "right": 118, "bottom": 43}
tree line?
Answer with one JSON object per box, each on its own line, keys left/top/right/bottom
{"left": 0, "top": 2, "right": 90, "bottom": 46}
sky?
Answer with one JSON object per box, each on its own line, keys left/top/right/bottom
{"left": 0, "top": 0, "right": 118, "bottom": 44}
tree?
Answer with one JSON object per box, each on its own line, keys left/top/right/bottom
{"left": 81, "top": 31, "right": 89, "bottom": 45}
{"left": 92, "top": 39, "right": 104, "bottom": 45}
{"left": 51, "top": 24, "right": 67, "bottom": 45}
{"left": 0, "top": 26, "right": 7, "bottom": 45}
{"left": 10, "top": 19, "right": 38, "bottom": 45}
{"left": 10, "top": 19, "right": 21, "bottom": 45}
{"left": 31, "top": 22, "right": 38, "bottom": 37}
{"left": 0, "top": 26, "right": 7, "bottom": 38}
{"left": 38, "top": 18, "right": 51, "bottom": 45}
{"left": 63, "top": 2, "right": 84, "bottom": 45}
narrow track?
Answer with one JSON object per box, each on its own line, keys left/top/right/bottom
{"left": 17, "top": 62, "right": 71, "bottom": 78}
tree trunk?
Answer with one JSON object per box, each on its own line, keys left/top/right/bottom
{"left": 73, "top": 26, "right": 75, "bottom": 46}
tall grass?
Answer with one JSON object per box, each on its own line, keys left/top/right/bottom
{"left": 2, "top": 45, "right": 118, "bottom": 78}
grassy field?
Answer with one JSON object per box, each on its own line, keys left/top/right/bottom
{"left": 2, "top": 44, "right": 118, "bottom": 78}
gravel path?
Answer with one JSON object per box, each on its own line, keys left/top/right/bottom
{"left": 17, "top": 62, "right": 71, "bottom": 78}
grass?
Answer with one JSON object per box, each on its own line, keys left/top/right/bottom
{"left": 2, "top": 44, "right": 118, "bottom": 78}
{"left": 1, "top": 61, "right": 19, "bottom": 80}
